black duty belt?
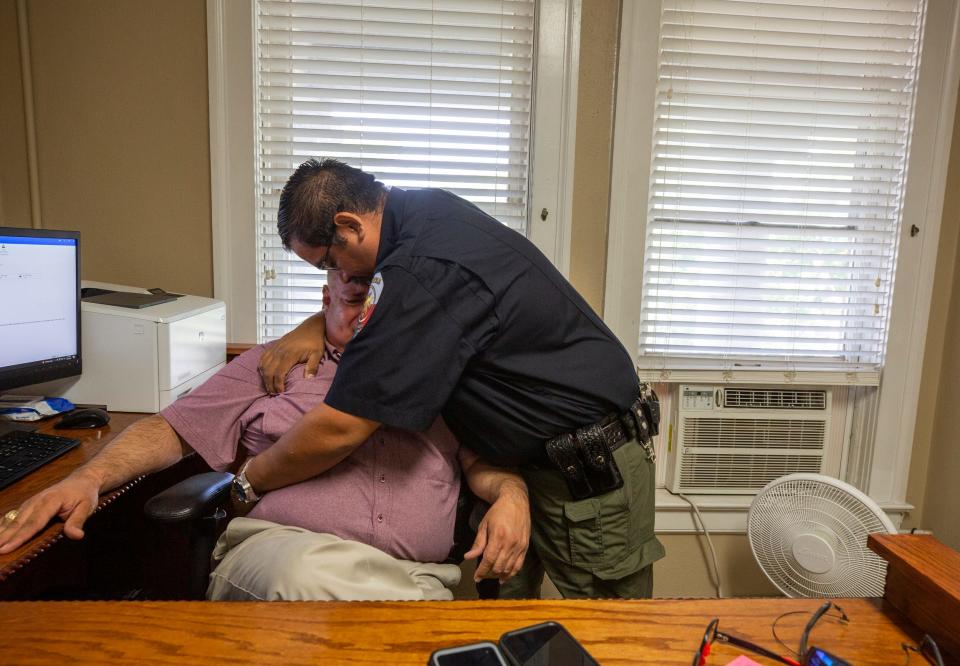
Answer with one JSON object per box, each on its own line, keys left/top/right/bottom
{"left": 542, "top": 383, "right": 660, "bottom": 501}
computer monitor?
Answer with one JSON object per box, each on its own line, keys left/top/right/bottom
{"left": 0, "top": 227, "right": 81, "bottom": 391}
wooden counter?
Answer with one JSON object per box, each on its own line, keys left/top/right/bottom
{"left": 0, "top": 598, "right": 924, "bottom": 665}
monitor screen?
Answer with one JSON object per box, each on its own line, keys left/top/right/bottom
{"left": 0, "top": 227, "right": 81, "bottom": 391}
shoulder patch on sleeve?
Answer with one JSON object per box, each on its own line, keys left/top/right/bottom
{"left": 354, "top": 272, "right": 383, "bottom": 338}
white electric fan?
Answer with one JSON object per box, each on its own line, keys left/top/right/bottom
{"left": 747, "top": 473, "right": 897, "bottom": 598}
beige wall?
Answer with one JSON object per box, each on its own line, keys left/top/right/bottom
{"left": 923, "top": 249, "right": 960, "bottom": 549}
{"left": 0, "top": 0, "right": 213, "bottom": 296}
{"left": 914, "top": 94, "right": 960, "bottom": 550}
{"left": 568, "top": 0, "right": 620, "bottom": 312}
{"left": 654, "top": 534, "right": 779, "bottom": 597}
{"left": 0, "top": 0, "right": 31, "bottom": 227}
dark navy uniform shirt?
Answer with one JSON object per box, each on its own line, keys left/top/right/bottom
{"left": 325, "top": 188, "right": 639, "bottom": 466}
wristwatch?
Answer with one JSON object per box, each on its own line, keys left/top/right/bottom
{"left": 232, "top": 458, "right": 262, "bottom": 505}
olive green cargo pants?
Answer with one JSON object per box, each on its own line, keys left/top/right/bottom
{"left": 500, "top": 439, "right": 664, "bottom": 599}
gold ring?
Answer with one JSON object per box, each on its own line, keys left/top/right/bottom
{"left": 4, "top": 510, "right": 18, "bottom": 522}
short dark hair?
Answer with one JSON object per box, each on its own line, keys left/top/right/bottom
{"left": 276, "top": 158, "right": 386, "bottom": 249}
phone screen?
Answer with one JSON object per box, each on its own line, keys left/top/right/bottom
{"left": 433, "top": 645, "right": 507, "bottom": 666}
{"left": 805, "top": 647, "right": 852, "bottom": 666}
{"left": 499, "top": 622, "right": 599, "bottom": 666}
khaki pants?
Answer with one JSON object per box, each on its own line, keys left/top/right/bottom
{"left": 500, "top": 439, "right": 665, "bottom": 599}
{"left": 207, "top": 517, "right": 462, "bottom": 601}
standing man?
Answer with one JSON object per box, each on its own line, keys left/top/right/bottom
{"left": 251, "top": 158, "right": 664, "bottom": 598}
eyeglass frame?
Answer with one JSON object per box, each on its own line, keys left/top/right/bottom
{"left": 693, "top": 618, "right": 802, "bottom": 666}
{"left": 315, "top": 243, "right": 336, "bottom": 271}
{"left": 798, "top": 601, "right": 849, "bottom": 660}
{"left": 902, "top": 634, "right": 945, "bottom": 666}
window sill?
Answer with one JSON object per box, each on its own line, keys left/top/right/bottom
{"left": 654, "top": 488, "right": 912, "bottom": 534}
{"left": 638, "top": 368, "right": 880, "bottom": 387}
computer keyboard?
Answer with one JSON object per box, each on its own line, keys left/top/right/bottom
{"left": 0, "top": 430, "right": 81, "bottom": 491}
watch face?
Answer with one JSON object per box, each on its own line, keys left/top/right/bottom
{"left": 231, "top": 477, "right": 247, "bottom": 502}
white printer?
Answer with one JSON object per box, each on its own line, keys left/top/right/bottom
{"left": 29, "top": 281, "right": 227, "bottom": 412}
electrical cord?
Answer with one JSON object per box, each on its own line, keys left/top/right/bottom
{"left": 771, "top": 610, "right": 808, "bottom": 657}
{"left": 677, "top": 492, "right": 723, "bottom": 598}
{"left": 771, "top": 606, "right": 849, "bottom": 658}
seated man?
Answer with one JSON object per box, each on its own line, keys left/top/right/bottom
{"left": 0, "top": 271, "right": 529, "bottom": 601}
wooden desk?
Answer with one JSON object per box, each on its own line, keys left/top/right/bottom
{"left": 0, "top": 413, "right": 145, "bottom": 579}
{"left": 0, "top": 598, "right": 925, "bottom": 665}
{"left": 0, "top": 413, "right": 205, "bottom": 598}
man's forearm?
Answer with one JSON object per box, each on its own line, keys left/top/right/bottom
{"left": 74, "top": 414, "right": 190, "bottom": 492}
{"left": 461, "top": 458, "right": 530, "bottom": 581}
{"left": 0, "top": 413, "right": 191, "bottom": 554}
{"left": 462, "top": 459, "right": 528, "bottom": 505}
{"left": 244, "top": 402, "right": 379, "bottom": 493}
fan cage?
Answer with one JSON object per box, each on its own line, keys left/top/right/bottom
{"left": 748, "top": 474, "right": 896, "bottom": 598}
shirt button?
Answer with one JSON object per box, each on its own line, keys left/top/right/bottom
{"left": 379, "top": 474, "right": 386, "bottom": 483}
{"left": 377, "top": 514, "right": 384, "bottom": 523}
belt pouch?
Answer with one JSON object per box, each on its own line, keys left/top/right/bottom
{"left": 619, "top": 408, "right": 639, "bottom": 442}
{"left": 639, "top": 384, "right": 660, "bottom": 436}
{"left": 545, "top": 434, "right": 594, "bottom": 500}
{"left": 578, "top": 423, "right": 624, "bottom": 495}
{"left": 630, "top": 402, "right": 652, "bottom": 443}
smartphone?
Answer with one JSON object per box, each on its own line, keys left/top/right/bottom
{"left": 804, "top": 647, "right": 853, "bottom": 666}
{"left": 429, "top": 641, "right": 510, "bottom": 666}
{"left": 498, "top": 621, "right": 599, "bottom": 666}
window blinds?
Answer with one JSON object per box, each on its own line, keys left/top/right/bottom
{"left": 255, "top": 0, "right": 536, "bottom": 341}
{"left": 640, "top": 0, "right": 926, "bottom": 370}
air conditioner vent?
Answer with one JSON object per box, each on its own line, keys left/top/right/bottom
{"left": 685, "top": 418, "right": 826, "bottom": 450}
{"left": 680, "top": 453, "right": 823, "bottom": 490}
{"left": 724, "top": 388, "right": 826, "bottom": 410}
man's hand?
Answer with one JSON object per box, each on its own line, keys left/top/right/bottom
{"left": 464, "top": 480, "right": 530, "bottom": 583}
{"left": 0, "top": 414, "right": 187, "bottom": 556}
{"left": 259, "top": 311, "right": 327, "bottom": 394}
{"left": 0, "top": 471, "right": 100, "bottom": 554}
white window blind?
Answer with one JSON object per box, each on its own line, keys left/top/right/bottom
{"left": 255, "top": 0, "right": 536, "bottom": 341}
{"left": 640, "top": 0, "right": 926, "bottom": 371}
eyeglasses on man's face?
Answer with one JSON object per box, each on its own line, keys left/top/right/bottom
{"left": 316, "top": 244, "right": 336, "bottom": 270}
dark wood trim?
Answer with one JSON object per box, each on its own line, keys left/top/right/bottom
{"left": 0, "top": 414, "right": 209, "bottom": 599}
{"left": 869, "top": 533, "right": 960, "bottom": 659}
{"left": 0, "top": 413, "right": 147, "bottom": 580}
{"left": 226, "top": 343, "right": 257, "bottom": 361}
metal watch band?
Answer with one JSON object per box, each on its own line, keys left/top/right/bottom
{"left": 232, "top": 458, "right": 261, "bottom": 504}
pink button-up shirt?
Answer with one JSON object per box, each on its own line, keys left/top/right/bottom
{"left": 161, "top": 344, "right": 473, "bottom": 563}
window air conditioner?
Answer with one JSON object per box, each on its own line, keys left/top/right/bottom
{"left": 666, "top": 385, "right": 832, "bottom": 495}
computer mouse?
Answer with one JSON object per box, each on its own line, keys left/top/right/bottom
{"left": 55, "top": 408, "right": 111, "bottom": 430}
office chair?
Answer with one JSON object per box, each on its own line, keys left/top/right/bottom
{"left": 143, "top": 472, "right": 499, "bottom": 600}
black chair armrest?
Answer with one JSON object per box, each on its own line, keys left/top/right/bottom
{"left": 468, "top": 497, "right": 491, "bottom": 532}
{"left": 144, "top": 472, "right": 233, "bottom": 523}
{"left": 447, "top": 486, "right": 492, "bottom": 563}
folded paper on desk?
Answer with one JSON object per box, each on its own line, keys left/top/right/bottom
{"left": 0, "top": 395, "right": 75, "bottom": 421}
{"left": 726, "top": 658, "right": 762, "bottom": 666}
